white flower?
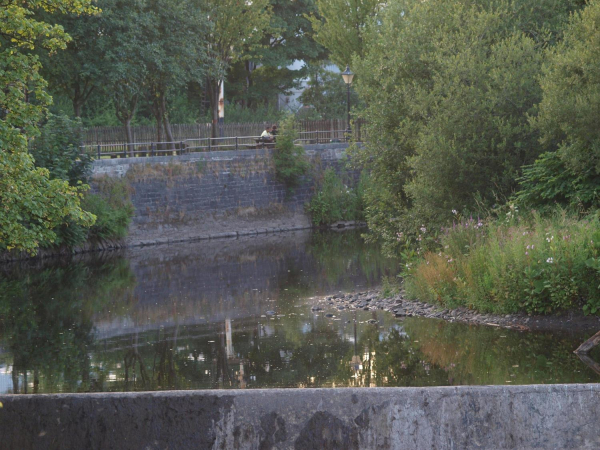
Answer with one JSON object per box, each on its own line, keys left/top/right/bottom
{"left": 546, "top": 257, "right": 553, "bottom": 264}
{"left": 420, "top": 226, "right": 427, "bottom": 233}
{"left": 452, "top": 209, "right": 458, "bottom": 215}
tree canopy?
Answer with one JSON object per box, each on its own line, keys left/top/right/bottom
{"left": 1, "top": 0, "right": 96, "bottom": 254}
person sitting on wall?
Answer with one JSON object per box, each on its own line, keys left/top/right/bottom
{"left": 260, "top": 126, "right": 274, "bottom": 143}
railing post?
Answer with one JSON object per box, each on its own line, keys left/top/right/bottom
{"left": 180, "top": 141, "right": 184, "bottom": 154}
{"left": 208, "top": 138, "right": 211, "bottom": 152}
{"left": 235, "top": 136, "right": 238, "bottom": 151}
{"left": 97, "top": 144, "right": 101, "bottom": 159}
{"left": 151, "top": 142, "right": 155, "bottom": 157}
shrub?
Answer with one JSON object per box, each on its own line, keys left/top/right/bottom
{"left": 50, "top": 177, "right": 134, "bottom": 249}
{"left": 30, "top": 114, "right": 93, "bottom": 185}
{"left": 307, "top": 169, "right": 365, "bottom": 226}
{"left": 515, "top": 151, "right": 600, "bottom": 212}
{"left": 405, "top": 211, "right": 600, "bottom": 315}
{"left": 273, "top": 115, "right": 310, "bottom": 190}
{"left": 82, "top": 177, "right": 134, "bottom": 244}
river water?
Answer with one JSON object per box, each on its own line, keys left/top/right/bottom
{"left": 0, "top": 229, "right": 598, "bottom": 394}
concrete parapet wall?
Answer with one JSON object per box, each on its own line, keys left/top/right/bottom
{"left": 1, "top": 384, "right": 600, "bottom": 449}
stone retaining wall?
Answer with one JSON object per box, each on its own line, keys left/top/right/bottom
{"left": 91, "top": 144, "right": 354, "bottom": 239}
{"left": 1, "top": 384, "right": 599, "bottom": 449}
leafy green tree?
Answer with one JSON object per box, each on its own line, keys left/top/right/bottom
{"left": 227, "top": 0, "right": 325, "bottom": 109}
{"left": 0, "top": 0, "right": 95, "bottom": 254}
{"left": 309, "top": 0, "right": 381, "bottom": 68}
{"left": 203, "top": 0, "right": 272, "bottom": 136}
{"left": 524, "top": 0, "right": 600, "bottom": 210}
{"left": 139, "top": 0, "right": 211, "bottom": 143}
{"left": 351, "top": 0, "right": 580, "bottom": 252}
{"left": 299, "top": 64, "right": 360, "bottom": 119}
{"left": 37, "top": 8, "right": 103, "bottom": 118}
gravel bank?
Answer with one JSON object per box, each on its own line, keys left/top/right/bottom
{"left": 313, "top": 290, "right": 600, "bottom": 333}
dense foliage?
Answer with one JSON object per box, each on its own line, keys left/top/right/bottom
{"left": 29, "top": 115, "right": 134, "bottom": 249}
{"left": 307, "top": 169, "right": 365, "bottom": 226}
{"left": 273, "top": 116, "right": 310, "bottom": 190}
{"left": 518, "top": 0, "right": 600, "bottom": 211}
{"left": 405, "top": 212, "right": 600, "bottom": 315}
{"left": 0, "top": 0, "right": 96, "bottom": 254}
{"left": 348, "top": 0, "right": 582, "bottom": 254}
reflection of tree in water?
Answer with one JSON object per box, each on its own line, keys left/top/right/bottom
{"left": 0, "top": 256, "right": 136, "bottom": 393}
{"left": 307, "top": 229, "right": 397, "bottom": 287}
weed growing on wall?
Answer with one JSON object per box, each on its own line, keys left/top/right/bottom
{"left": 83, "top": 177, "right": 134, "bottom": 245}
{"left": 405, "top": 211, "right": 600, "bottom": 315}
{"left": 273, "top": 115, "right": 310, "bottom": 191}
{"left": 307, "top": 169, "right": 366, "bottom": 226}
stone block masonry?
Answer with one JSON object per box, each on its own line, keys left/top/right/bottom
{"left": 90, "top": 143, "right": 356, "bottom": 246}
{"left": 2, "top": 384, "right": 600, "bottom": 449}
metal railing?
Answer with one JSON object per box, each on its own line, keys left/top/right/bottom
{"left": 80, "top": 130, "right": 356, "bottom": 159}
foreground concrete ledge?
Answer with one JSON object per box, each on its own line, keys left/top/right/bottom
{"left": 2, "top": 384, "right": 600, "bottom": 449}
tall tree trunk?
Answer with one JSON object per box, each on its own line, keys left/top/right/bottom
{"left": 245, "top": 61, "right": 255, "bottom": 109}
{"left": 115, "top": 94, "right": 138, "bottom": 148}
{"left": 160, "top": 94, "right": 175, "bottom": 147}
{"left": 152, "top": 91, "right": 164, "bottom": 145}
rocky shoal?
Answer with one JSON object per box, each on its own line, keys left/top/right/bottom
{"left": 311, "top": 290, "right": 600, "bottom": 333}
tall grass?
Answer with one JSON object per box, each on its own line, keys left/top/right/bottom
{"left": 405, "top": 211, "right": 600, "bottom": 315}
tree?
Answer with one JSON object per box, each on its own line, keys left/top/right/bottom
{"left": 350, "top": 0, "right": 581, "bottom": 252}
{"left": 37, "top": 8, "right": 104, "bottom": 118}
{"left": 308, "top": 0, "right": 381, "bottom": 68}
{"left": 203, "top": 0, "right": 272, "bottom": 137}
{"left": 138, "top": 0, "right": 211, "bottom": 144}
{"left": 533, "top": 0, "right": 600, "bottom": 185}
{"left": 299, "top": 64, "right": 360, "bottom": 119}
{"left": 227, "top": 0, "right": 326, "bottom": 109}
{"left": 0, "top": 0, "right": 95, "bottom": 254}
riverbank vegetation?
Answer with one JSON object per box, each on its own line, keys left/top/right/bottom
{"left": 307, "top": 169, "right": 366, "bottom": 226}
{"left": 311, "top": 0, "right": 600, "bottom": 315}
{"left": 405, "top": 212, "right": 600, "bottom": 315}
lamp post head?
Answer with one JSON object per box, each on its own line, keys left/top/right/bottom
{"left": 341, "top": 65, "right": 354, "bottom": 85}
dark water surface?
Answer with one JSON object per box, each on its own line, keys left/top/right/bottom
{"left": 1, "top": 229, "right": 599, "bottom": 394}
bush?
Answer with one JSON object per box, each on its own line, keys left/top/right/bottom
{"left": 50, "top": 177, "right": 134, "bottom": 249}
{"left": 273, "top": 115, "right": 310, "bottom": 190}
{"left": 82, "top": 177, "right": 134, "bottom": 244}
{"left": 405, "top": 211, "right": 600, "bottom": 315}
{"left": 515, "top": 152, "right": 600, "bottom": 212}
{"left": 30, "top": 114, "right": 93, "bottom": 186}
{"left": 307, "top": 169, "right": 365, "bottom": 226}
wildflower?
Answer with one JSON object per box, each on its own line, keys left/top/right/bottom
{"left": 563, "top": 235, "right": 570, "bottom": 241}
{"left": 452, "top": 209, "right": 458, "bottom": 215}
{"left": 546, "top": 236, "right": 554, "bottom": 243}
{"left": 523, "top": 231, "right": 528, "bottom": 236}
{"left": 444, "top": 245, "right": 449, "bottom": 249}
{"left": 525, "top": 252, "right": 529, "bottom": 256}
{"left": 447, "top": 258, "right": 453, "bottom": 263}
{"left": 547, "top": 257, "right": 553, "bottom": 264}
{"left": 420, "top": 226, "right": 427, "bottom": 233}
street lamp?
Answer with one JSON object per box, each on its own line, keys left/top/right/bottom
{"left": 341, "top": 65, "right": 354, "bottom": 139}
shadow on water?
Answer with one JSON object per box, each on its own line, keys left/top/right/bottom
{"left": 1, "top": 229, "right": 599, "bottom": 393}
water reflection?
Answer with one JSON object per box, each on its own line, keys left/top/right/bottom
{"left": 0, "top": 229, "right": 598, "bottom": 394}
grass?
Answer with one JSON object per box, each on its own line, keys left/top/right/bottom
{"left": 404, "top": 211, "right": 600, "bottom": 315}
